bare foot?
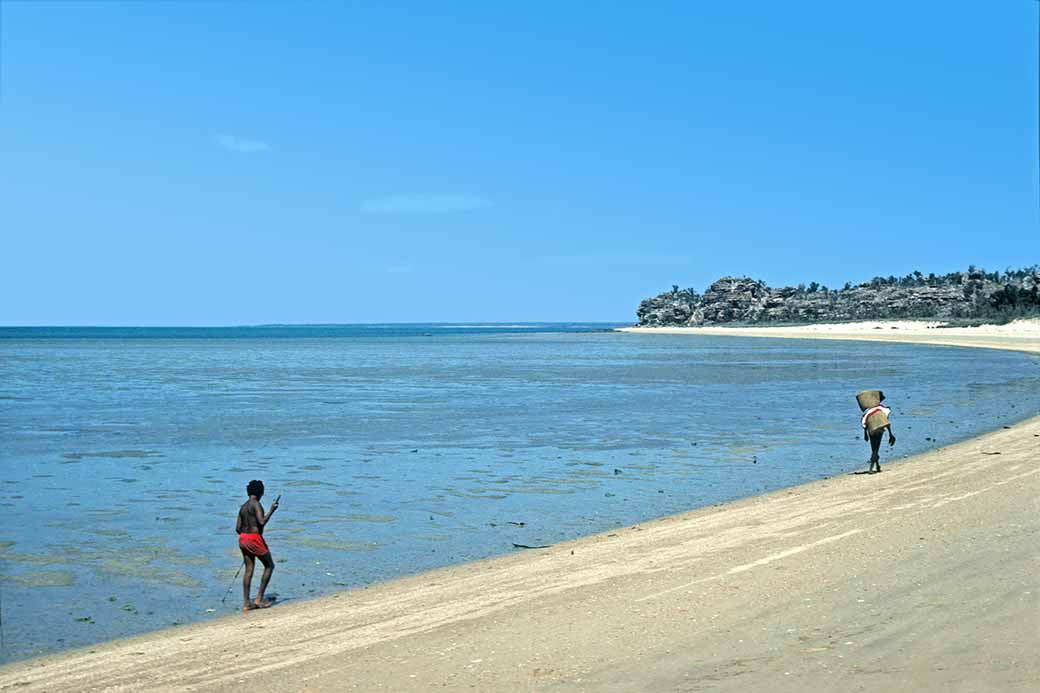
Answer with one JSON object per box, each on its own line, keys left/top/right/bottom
{"left": 253, "top": 599, "right": 273, "bottom": 609}
{"left": 242, "top": 604, "right": 257, "bottom": 613}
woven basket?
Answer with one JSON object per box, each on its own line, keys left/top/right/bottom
{"left": 865, "top": 409, "right": 890, "bottom": 435}
{"left": 856, "top": 390, "right": 885, "bottom": 411}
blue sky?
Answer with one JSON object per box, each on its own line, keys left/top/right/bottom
{"left": 1, "top": 1, "right": 1037, "bottom": 324}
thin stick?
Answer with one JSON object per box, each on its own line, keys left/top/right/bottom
{"left": 221, "top": 562, "right": 244, "bottom": 605}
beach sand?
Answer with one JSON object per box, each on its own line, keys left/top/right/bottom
{"left": 2, "top": 324, "right": 1038, "bottom": 692}
{"left": 616, "top": 318, "right": 1040, "bottom": 354}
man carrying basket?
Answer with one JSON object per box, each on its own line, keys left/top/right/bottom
{"left": 857, "top": 390, "right": 897, "bottom": 473}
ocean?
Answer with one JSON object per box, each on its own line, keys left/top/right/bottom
{"left": 2, "top": 324, "right": 1039, "bottom": 662}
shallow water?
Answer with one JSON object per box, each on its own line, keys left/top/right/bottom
{"left": 1, "top": 325, "right": 1039, "bottom": 662}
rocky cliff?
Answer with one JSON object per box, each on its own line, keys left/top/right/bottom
{"left": 635, "top": 267, "right": 1040, "bottom": 326}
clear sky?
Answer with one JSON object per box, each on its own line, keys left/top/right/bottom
{"left": 1, "top": 1, "right": 1037, "bottom": 325}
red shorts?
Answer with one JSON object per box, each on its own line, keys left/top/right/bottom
{"left": 238, "top": 533, "right": 269, "bottom": 557}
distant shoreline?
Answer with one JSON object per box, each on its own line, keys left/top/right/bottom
{"left": 617, "top": 318, "right": 1040, "bottom": 355}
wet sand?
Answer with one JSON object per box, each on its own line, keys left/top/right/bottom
{"left": 2, "top": 328, "right": 1038, "bottom": 691}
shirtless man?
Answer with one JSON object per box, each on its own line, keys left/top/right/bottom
{"left": 236, "top": 479, "right": 279, "bottom": 611}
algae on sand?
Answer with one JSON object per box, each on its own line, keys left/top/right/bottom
{"left": 1, "top": 570, "right": 76, "bottom": 587}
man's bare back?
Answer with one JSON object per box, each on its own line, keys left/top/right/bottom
{"left": 237, "top": 498, "right": 265, "bottom": 535}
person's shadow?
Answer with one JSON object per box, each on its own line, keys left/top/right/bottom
{"left": 262, "top": 592, "right": 297, "bottom": 606}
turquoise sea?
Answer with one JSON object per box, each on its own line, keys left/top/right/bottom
{"left": 2, "top": 324, "right": 1039, "bottom": 662}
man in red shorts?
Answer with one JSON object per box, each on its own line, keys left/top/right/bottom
{"left": 236, "top": 479, "right": 279, "bottom": 611}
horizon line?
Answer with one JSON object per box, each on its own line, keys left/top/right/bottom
{"left": 0, "top": 321, "right": 632, "bottom": 329}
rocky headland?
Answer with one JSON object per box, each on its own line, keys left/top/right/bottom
{"left": 635, "top": 266, "right": 1040, "bottom": 326}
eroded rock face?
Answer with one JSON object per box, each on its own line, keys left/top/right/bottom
{"left": 698, "top": 278, "right": 769, "bottom": 324}
{"left": 634, "top": 268, "right": 1040, "bottom": 326}
{"left": 636, "top": 291, "right": 698, "bottom": 326}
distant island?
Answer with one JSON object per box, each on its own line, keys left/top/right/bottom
{"left": 636, "top": 266, "right": 1040, "bottom": 326}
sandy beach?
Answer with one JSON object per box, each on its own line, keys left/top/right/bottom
{"left": 2, "top": 324, "right": 1038, "bottom": 692}
{"left": 616, "top": 318, "right": 1040, "bottom": 355}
